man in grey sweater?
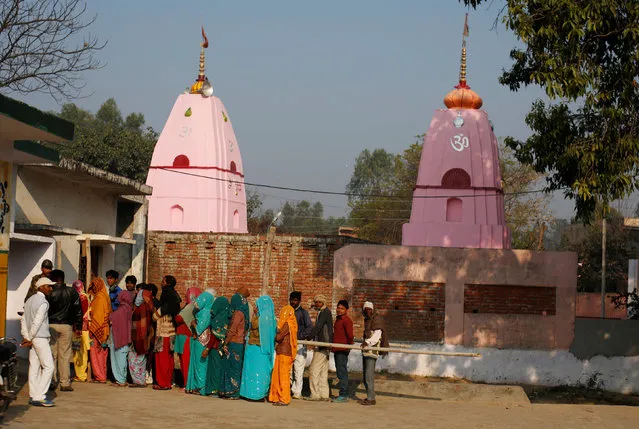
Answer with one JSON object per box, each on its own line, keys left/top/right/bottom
{"left": 305, "top": 294, "right": 333, "bottom": 401}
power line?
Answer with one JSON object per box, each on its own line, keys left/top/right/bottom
{"left": 159, "top": 167, "right": 559, "bottom": 200}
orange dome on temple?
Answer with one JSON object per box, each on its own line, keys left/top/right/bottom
{"left": 444, "top": 80, "right": 483, "bottom": 109}
{"left": 444, "top": 15, "right": 483, "bottom": 110}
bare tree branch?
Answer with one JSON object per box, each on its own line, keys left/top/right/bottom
{"left": 0, "top": 0, "right": 105, "bottom": 101}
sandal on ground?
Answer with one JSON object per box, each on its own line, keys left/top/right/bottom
{"left": 112, "top": 382, "right": 128, "bottom": 387}
{"left": 359, "top": 399, "right": 377, "bottom": 406}
{"left": 90, "top": 379, "right": 107, "bottom": 384}
{"left": 152, "top": 384, "right": 171, "bottom": 391}
{"left": 128, "top": 383, "right": 146, "bottom": 388}
{"left": 272, "top": 402, "right": 288, "bottom": 406}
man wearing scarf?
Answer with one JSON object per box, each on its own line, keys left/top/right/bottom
{"left": 359, "top": 301, "right": 389, "bottom": 406}
{"left": 305, "top": 294, "right": 333, "bottom": 401}
{"left": 152, "top": 275, "right": 182, "bottom": 390}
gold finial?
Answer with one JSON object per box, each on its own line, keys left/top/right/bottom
{"left": 458, "top": 13, "right": 469, "bottom": 88}
{"left": 443, "top": 13, "right": 482, "bottom": 109}
{"left": 190, "top": 26, "right": 210, "bottom": 94}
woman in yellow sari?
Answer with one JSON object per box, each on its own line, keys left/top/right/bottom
{"left": 88, "top": 277, "right": 111, "bottom": 383}
{"left": 268, "top": 305, "right": 298, "bottom": 406}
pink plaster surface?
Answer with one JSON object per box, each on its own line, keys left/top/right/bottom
{"left": 576, "top": 293, "right": 627, "bottom": 319}
{"left": 146, "top": 94, "right": 248, "bottom": 233}
{"left": 402, "top": 109, "right": 510, "bottom": 249}
{"left": 333, "top": 244, "right": 577, "bottom": 350}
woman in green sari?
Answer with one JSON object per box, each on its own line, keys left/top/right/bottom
{"left": 201, "top": 296, "right": 231, "bottom": 396}
{"left": 185, "top": 289, "right": 215, "bottom": 393}
{"left": 219, "top": 289, "right": 250, "bottom": 399}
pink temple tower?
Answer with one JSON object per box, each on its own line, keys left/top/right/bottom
{"left": 402, "top": 17, "right": 510, "bottom": 249}
{"left": 146, "top": 28, "right": 248, "bottom": 233}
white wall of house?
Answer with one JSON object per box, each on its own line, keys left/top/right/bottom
{"left": 15, "top": 167, "right": 117, "bottom": 235}
{"left": 6, "top": 235, "right": 55, "bottom": 358}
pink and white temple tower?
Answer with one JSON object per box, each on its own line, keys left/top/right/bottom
{"left": 146, "top": 28, "right": 248, "bottom": 233}
{"left": 402, "top": 18, "right": 510, "bottom": 249}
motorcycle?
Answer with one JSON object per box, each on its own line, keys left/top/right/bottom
{"left": 0, "top": 338, "right": 18, "bottom": 417}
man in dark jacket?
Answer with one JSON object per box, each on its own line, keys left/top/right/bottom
{"left": 289, "top": 290, "right": 312, "bottom": 399}
{"left": 305, "top": 294, "right": 333, "bottom": 401}
{"left": 46, "top": 269, "right": 81, "bottom": 392}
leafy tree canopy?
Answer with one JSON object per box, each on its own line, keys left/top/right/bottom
{"left": 558, "top": 204, "right": 629, "bottom": 293}
{"left": 57, "top": 98, "right": 157, "bottom": 182}
{"left": 460, "top": 0, "right": 639, "bottom": 222}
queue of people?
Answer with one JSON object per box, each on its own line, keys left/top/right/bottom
{"left": 20, "top": 263, "right": 388, "bottom": 408}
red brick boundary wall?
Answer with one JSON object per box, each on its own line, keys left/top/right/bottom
{"left": 352, "top": 280, "right": 445, "bottom": 342}
{"left": 146, "top": 231, "right": 359, "bottom": 313}
{"left": 464, "top": 285, "right": 557, "bottom": 316}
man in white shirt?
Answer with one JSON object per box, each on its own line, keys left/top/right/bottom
{"left": 359, "top": 301, "right": 388, "bottom": 406}
{"left": 21, "top": 277, "right": 56, "bottom": 407}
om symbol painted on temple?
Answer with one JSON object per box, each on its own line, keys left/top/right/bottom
{"left": 449, "top": 133, "right": 469, "bottom": 152}
{"left": 178, "top": 126, "right": 191, "bottom": 138}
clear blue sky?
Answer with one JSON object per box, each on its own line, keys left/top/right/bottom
{"left": 16, "top": 0, "right": 580, "bottom": 219}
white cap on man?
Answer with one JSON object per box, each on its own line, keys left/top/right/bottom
{"left": 363, "top": 301, "right": 374, "bottom": 310}
{"left": 35, "top": 277, "right": 55, "bottom": 288}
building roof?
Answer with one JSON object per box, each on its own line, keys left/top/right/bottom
{"left": 0, "top": 94, "right": 74, "bottom": 143}
{"left": 21, "top": 158, "right": 152, "bottom": 196}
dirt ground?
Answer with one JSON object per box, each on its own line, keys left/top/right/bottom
{"left": 3, "top": 376, "right": 639, "bottom": 429}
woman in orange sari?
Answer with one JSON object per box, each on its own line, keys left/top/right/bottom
{"left": 268, "top": 305, "right": 298, "bottom": 406}
{"left": 88, "top": 277, "right": 111, "bottom": 383}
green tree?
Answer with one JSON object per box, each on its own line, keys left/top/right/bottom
{"left": 346, "top": 139, "right": 421, "bottom": 244}
{"left": 58, "top": 98, "right": 157, "bottom": 182}
{"left": 558, "top": 206, "right": 629, "bottom": 293}
{"left": 461, "top": 0, "right": 639, "bottom": 222}
{"left": 246, "top": 189, "right": 276, "bottom": 234}
{"left": 501, "top": 144, "right": 554, "bottom": 249}
{"left": 278, "top": 200, "right": 346, "bottom": 235}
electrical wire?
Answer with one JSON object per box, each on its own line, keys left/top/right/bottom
{"left": 159, "top": 167, "right": 557, "bottom": 200}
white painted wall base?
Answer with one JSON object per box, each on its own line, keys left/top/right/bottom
{"left": 305, "top": 344, "right": 639, "bottom": 395}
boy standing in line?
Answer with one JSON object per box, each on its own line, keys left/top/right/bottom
{"left": 331, "top": 299, "right": 354, "bottom": 402}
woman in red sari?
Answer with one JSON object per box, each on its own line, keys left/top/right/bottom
{"left": 88, "top": 277, "right": 111, "bottom": 383}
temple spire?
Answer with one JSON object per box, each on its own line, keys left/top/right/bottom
{"left": 190, "top": 27, "right": 211, "bottom": 95}
{"left": 443, "top": 13, "right": 483, "bottom": 109}
{"left": 458, "top": 13, "right": 469, "bottom": 89}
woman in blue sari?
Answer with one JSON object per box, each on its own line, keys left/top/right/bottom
{"left": 240, "top": 295, "right": 276, "bottom": 400}
{"left": 185, "top": 289, "right": 215, "bottom": 393}
{"left": 219, "top": 288, "right": 250, "bottom": 399}
{"left": 201, "top": 296, "right": 230, "bottom": 396}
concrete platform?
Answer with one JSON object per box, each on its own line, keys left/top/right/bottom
{"left": 353, "top": 379, "right": 531, "bottom": 405}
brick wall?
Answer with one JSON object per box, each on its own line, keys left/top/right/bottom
{"left": 146, "top": 231, "right": 358, "bottom": 312}
{"left": 351, "top": 280, "right": 445, "bottom": 342}
{"left": 147, "top": 233, "right": 570, "bottom": 347}
{"left": 464, "top": 284, "right": 556, "bottom": 316}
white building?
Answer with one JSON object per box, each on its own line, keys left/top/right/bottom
{"left": 6, "top": 155, "right": 151, "bottom": 348}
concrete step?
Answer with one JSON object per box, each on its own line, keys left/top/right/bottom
{"left": 327, "top": 377, "right": 530, "bottom": 405}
